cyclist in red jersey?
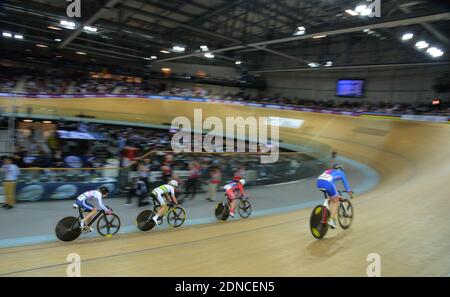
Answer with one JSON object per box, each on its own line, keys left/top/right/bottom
{"left": 223, "top": 179, "right": 247, "bottom": 217}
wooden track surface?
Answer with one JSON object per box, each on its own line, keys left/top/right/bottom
{"left": 1, "top": 97, "right": 450, "bottom": 276}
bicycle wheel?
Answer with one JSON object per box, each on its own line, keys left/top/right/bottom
{"left": 97, "top": 213, "right": 121, "bottom": 237}
{"left": 215, "top": 202, "right": 229, "bottom": 221}
{"left": 55, "top": 216, "right": 81, "bottom": 242}
{"left": 136, "top": 210, "right": 156, "bottom": 231}
{"left": 167, "top": 207, "right": 186, "bottom": 227}
{"left": 309, "top": 205, "right": 330, "bottom": 239}
{"left": 238, "top": 199, "right": 252, "bottom": 218}
{"left": 338, "top": 199, "right": 353, "bottom": 230}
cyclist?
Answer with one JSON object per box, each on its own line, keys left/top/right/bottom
{"left": 316, "top": 164, "right": 353, "bottom": 229}
{"left": 75, "top": 186, "right": 111, "bottom": 232}
{"left": 151, "top": 180, "right": 180, "bottom": 224}
{"left": 223, "top": 179, "right": 247, "bottom": 218}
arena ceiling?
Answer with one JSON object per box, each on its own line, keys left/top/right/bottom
{"left": 0, "top": 0, "right": 449, "bottom": 73}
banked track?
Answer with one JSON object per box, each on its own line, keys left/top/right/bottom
{"left": 0, "top": 97, "right": 449, "bottom": 276}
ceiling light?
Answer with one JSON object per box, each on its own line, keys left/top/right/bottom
{"left": 60, "top": 20, "right": 76, "bottom": 29}
{"left": 14, "top": 34, "right": 23, "bottom": 40}
{"left": 360, "top": 8, "right": 372, "bottom": 16}
{"left": 313, "top": 35, "right": 327, "bottom": 39}
{"left": 54, "top": 38, "right": 62, "bottom": 42}
{"left": 308, "top": 63, "right": 320, "bottom": 68}
{"left": 161, "top": 68, "right": 171, "bottom": 72}
{"left": 160, "top": 50, "right": 171, "bottom": 54}
{"left": 200, "top": 45, "right": 209, "bottom": 52}
{"left": 48, "top": 26, "right": 62, "bottom": 31}
{"left": 204, "top": 53, "right": 215, "bottom": 58}
{"left": 235, "top": 61, "right": 242, "bottom": 65}
{"left": 324, "top": 61, "right": 333, "bottom": 67}
{"left": 345, "top": 9, "right": 358, "bottom": 16}
{"left": 401, "top": 33, "right": 414, "bottom": 41}
{"left": 76, "top": 51, "right": 86, "bottom": 55}
{"left": 36, "top": 44, "right": 48, "bottom": 48}
{"left": 2, "top": 32, "right": 12, "bottom": 38}
{"left": 151, "top": 56, "right": 157, "bottom": 59}
{"left": 43, "top": 121, "right": 52, "bottom": 124}
{"left": 427, "top": 47, "right": 444, "bottom": 57}
{"left": 172, "top": 46, "right": 185, "bottom": 53}
{"left": 144, "top": 57, "right": 151, "bottom": 61}
{"left": 23, "top": 119, "right": 33, "bottom": 123}
{"left": 83, "top": 26, "right": 98, "bottom": 33}
{"left": 355, "top": 5, "right": 367, "bottom": 14}
{"left": 415, "top": 41, "right": 429, "bottom": 49}
{"left": 363, "top": 29, "right": 370, "bottom": 32}
{"left": 294, "top": 26, "right": 306, "bottom": 36}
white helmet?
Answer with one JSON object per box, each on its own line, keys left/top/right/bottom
{"left": 169, "top": 180, "right": 179, "bottom": 188}
{"left": 239, "top": 179, "right": 246, "bottom": 186}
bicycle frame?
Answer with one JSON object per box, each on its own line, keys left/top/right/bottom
{"left": 320, "top": 190, "right": 348, "bottom": 224}
{"left": 74, "top": 205, "right": 105, "bottom": 227}
{"left": 152, "top": 197, "right": 176, "bottom": 213}
{"left": 161, "top": 203, "right": 175, "bottom": 216}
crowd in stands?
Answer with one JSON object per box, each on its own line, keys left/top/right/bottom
{"left": 1, "top": 68, "right": 448, "bottom": 116}
{"left": 11, "top": 121, "right": 173, "bottom": 169}
{"left": 4, "top": 117, "right": 308, "bottom": 202}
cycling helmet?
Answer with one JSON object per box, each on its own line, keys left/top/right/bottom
{"left": 98, "top": 186, "right": 110, "bottom": 195}
{"left": 239, "top": 179, "right": 246, "bottom": 186}
{"left": 333, "top": 164, "right": 344, "bottom": 171}
{"left": 169, "top": 180, "right": 179, "bottom": 188}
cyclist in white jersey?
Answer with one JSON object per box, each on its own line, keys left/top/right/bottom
{"left": 75, "top": 186, "right": 111, "bottom": 231}
{"left": 150, "top": 180, "right": 180, "bottom": 224}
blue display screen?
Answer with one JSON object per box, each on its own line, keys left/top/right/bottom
{"left": 336, "top": 80, "right": 365, "bottom": 97}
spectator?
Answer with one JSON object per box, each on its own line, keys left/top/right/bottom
{"left": 331, "top": 150, "right": 337, "bottom": 166}
{"left": 233, "top": 165, "right": 246, "bottom": 181}
{"left": 12, "top": 145, "right": 26, "bottom": 168}
{"left": 137, "top": 160, "right": 150, "bottom": 188}
{"left": 206, "top": 167, "right": 222, "bottom": 202}
{"left": 52, "top": 150, "right": 64, "bottom": 168}
{"left": 126, "top": 177, "right": 149, "bottom": 207}
{"left": 185, "top": 161, "right": 201, "bottom": 200}
{"left": 1, "top": 156, "right": 20, "bottom": 209}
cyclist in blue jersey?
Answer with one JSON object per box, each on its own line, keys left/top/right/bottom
{"left": 75, "top": 186, "right": 111, "bottom": 232}
{"left": 316, "top": 164, "right": 354, "bottom": 229}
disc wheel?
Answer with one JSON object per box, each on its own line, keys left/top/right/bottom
{"left": 215, "top": 202, "right": 230, "bottom": 221}
{"left": 309, "top": 205, "right": 330, "bottom": 239}
{"left": 97, "top": 213, "right": 121, "bottom": 237}
{"left": 136, "top": 210, "right": 156, "bottom": 231}
{"left": 338, "top": 199, "right": 353, "bottom": 230}
{"left": 55, "top": 217, "right": 81, "bottom": 242}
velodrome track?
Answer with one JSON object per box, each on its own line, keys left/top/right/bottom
{"left": 0, "top": 97, "right": 449, "bottom": 276}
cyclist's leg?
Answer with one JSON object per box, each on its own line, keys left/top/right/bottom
{"left": 226, "top": 190, "right": 237, "bottom": 216}
{"left": 152, "top": 191, "right": 167, "bottom": 222}
{"left": 317, "top": 179, "right": 339, "bottom": 222}
{"left": 327, "top": 184, "right": 340, "bottom": 220}
{"left": 77, "top": 200, "right": 96, "bottom": 227}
